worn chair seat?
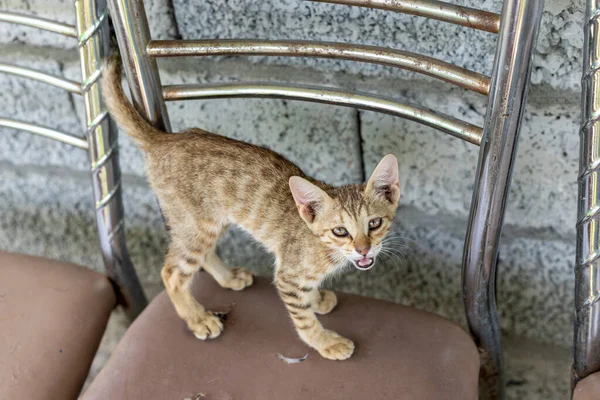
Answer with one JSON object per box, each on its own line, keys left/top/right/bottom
{"left": 0, "top": 252, "right": 116, "bottom": 400}
{"left": 84, "top": 273, "right": 479, "bottom": 400}
{"left": 574, "top": 372, "right": 600, "bottom": 400}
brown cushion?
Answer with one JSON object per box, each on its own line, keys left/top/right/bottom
{"left": 84, "top": 272, "right": 479, "bottom": 400}
{"left": 0, "top": 252, "right": 116, "bottom": 400}
{"left": 574, "top": 372, "right": 600, "bottom": 400}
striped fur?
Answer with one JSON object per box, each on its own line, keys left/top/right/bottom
{"left": 102, "top": 54, "right": 400, "bottom": 360}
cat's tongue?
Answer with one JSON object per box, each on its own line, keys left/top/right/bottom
{"left": 357, "top": 257, "right": 373, "bottom": 268}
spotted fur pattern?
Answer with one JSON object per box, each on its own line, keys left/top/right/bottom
{"left": 102, "top": 55, "right": 400, "bottom": 360}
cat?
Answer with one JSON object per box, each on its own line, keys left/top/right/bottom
{"left": 101, "top": 54, "right": 400, "bottom": 360}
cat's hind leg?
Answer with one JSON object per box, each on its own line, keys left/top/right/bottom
{"left": 203, "top": 247, "right": 253, "bottom": 291}
{"left": 161, "top": 220, "right": 224, "bottom": 340}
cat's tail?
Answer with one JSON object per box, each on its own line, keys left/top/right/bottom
{"left": 101, "top": 52, "right": 166, "bottom": 150}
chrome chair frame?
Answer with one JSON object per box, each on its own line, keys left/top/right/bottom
{"left": 574, "top": 0, "right": 600, "bottom": 392}
{"left": 0, "top": 0, "right": 147, "bottom": 319}
{"left": 107, "top": 0, "right": 543, "bottom": 398}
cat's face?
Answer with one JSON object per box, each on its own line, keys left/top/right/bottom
{"left": 289, "top": 155, "right": 400, "bottom": 271}
{"left": 313, "top": 190, "right": 397, "bottom": 270}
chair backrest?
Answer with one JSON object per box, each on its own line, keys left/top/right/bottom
{"left": 575, "top": 0, "right": 600, "bottom": 393}
{"left": 107, "top": 0, "right": 544, "bottom": 398}
{"left": 0, "top": 0, "right": 147, "bottom": 319}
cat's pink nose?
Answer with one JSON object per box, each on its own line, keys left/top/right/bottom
{"left": 356, "top": 246, "right": 371, "bottom": 256}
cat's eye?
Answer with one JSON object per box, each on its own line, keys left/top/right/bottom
{"left": 332, "top": 227, "right": 349, "bottom": 237}
{"left": 369, "top": 218, "right": 382, "bottom": 230}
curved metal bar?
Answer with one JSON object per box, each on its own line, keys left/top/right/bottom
{"left": 574, "top": 0, "right": 600, "bottom": 391}
{"left": 163, "top": 83, "right": 482, "bottom": 145}
{"left": 75, "top": 0, "right": 147, "bottom": 319}
{"left": 147, "top": 40, "right": 490, "bottom": 95}
{"left": 307, "top": 0, "right": 500, "bottom": 34}
{"left": 0, "top": 118, "right": 88, "bottom": 149}
{"left": 0, "top": 63, "right": 82, "bottom": 94}
{"left": 0, "top": 11, "right": 77, "bottom": 37}
{"left": 461, "top": 0, "right": 543, "bottom": 399}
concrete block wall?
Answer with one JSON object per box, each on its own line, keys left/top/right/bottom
{"left": 0, "top": 0, "right": 581, "bottom": 348}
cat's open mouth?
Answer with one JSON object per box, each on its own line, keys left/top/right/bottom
{"left": 353, "top": 257, "right": 374, "bottom": 270}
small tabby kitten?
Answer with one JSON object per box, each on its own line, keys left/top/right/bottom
{"left": 102, "top": 55, "right": 400, "bottom": 360}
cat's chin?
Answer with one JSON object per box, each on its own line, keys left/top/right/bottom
{"left": 352, "top": 257, "right": 375, "bottom": 271}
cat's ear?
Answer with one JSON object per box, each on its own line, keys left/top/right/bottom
{"left": 366, "top": 154, "right": 400, "bottom": 204}
{"left": 289, "top": 176, "right": 330, "bottom": 223}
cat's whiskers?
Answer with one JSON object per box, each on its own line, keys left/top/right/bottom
{"left": 378, "top": 248, "right": 403, "bottom": 266}
{"left": 316, "top": 252, "right": 350, "bottom": 288}
{"left": 382, "top": 243, "right": 406, "bottom": 257}
{"left": 381, "top": 235, "right": 413, "bottom": 246}
{"left": 381, "top": 237, "right": 414, "bottom": 253}
{"left": 383, "top": 233, "right": 423, "bottom": 251}
{"left": 378, "top": 236, "right": 410, "bottom": 266}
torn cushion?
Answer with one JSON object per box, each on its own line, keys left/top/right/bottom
{"left": 0, "top": 252, "right": 116, "bottom": 400}
{"left": 574, "top": 372, "right": 600, "bottom": 400}
{"left": 84, "top": 273, "right": 479, "bottom": 400}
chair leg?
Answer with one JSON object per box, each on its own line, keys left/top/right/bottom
{"left": 573, "top": 0, "right": 600, "bottom": 392}
{"left": 462, "top": 0, "right": 544, "bottom": 398}
{"left": 75, "top": 0, "right": 147, "bottom": 319}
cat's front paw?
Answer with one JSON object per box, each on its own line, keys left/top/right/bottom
{"left": 317, "top": 330, "right": 355, "bottom": 360}
{"left": 312, "top": 290, "right": 337, "bottom": 315}
{"left": 218, "top": 267, "right": 254, "bottom": 291}
{"left": 189, "top": 313, "right": 224, "bottom": 340}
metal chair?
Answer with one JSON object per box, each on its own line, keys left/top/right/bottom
{"left": 81, "top": 0, "right": 543, "bottom": 398}
{"left": 574, "top": 0, "right": 600, "bottom": 396}
{"left": 0, "top": 1, "right": 147, "bottom": 318}
{"left": 0, "top": 2, "right": 146, "bottom": 398}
